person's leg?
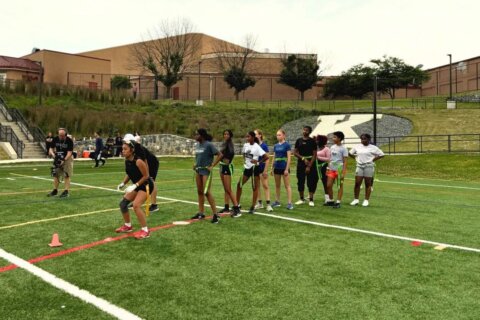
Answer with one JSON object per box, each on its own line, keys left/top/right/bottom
{"left": 307, "top": 169, "right": 318, "bottom": 204}
{"left": 196, "top": 173, "right": 205, "bottom": 214}
{"left": 116, "top": 192, "right": 135, "bottom": 232}
{"left": 251, "top": 176, "right": 261, "bottom": 210}
{"left": 354, "top": 176, "right": 363, "bottom": 198}
{"left": 283, "top": 174, "right": 293, "bottom": 205}
{"left": 364, "top": 177, "right": 373, "bottom": 200}
{"left": 236, "top": 174, "right": 249, "bottom": 206}
{"left": 296, "top": 164, "right": 306, "bottom": 203}
{"left": 274, "top": 174, "right": 282, "bottom": 202}
{"left": 203, "top": 174, "right": 217, "bottom": 214}
{"left": 261, "top": 174, "right": 271, "bottom": 203}
{"left": 53, "top": 176, "right": 60, "bottom": 190}
{"left": 132, "top": 191, "right": 148, "bottom": 228}
{"left": 222, "top": 174, "right": 238, "bottom": 206}
{"left": 324, "top": 174, "right": 335, "bottom": 206}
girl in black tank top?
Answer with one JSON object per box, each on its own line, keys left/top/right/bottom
{"left": 115, "top": 141, "right": 151, "bottom": 239}
{"left": 217, "top": 130, "right": 240, "bottom": 215}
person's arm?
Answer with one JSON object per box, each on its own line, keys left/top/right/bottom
{"left": 341, "top": 156, "right": 348, "bottom": 180}
{"left": 285, "top": 150, "right": 292, "bottom": 175}
{"left": 262, "top": 148, "right": 270, "bottom": 177}
{"left": 317, "top": 148, "right": 331, "bottom": 162}
{"left": 270, "top": 151, "right": 276, "bottom": 175}
{"left": 209, "top": 151, "right": 224, "bottom": 170}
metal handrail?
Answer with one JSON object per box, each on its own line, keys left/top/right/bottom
{"left": 0, "top": 125, "right": 25, "bottom": 158}
{"left": 0, "top": 96, "right": 13, "bottom": 121}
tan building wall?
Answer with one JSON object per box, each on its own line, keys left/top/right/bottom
{"left": 422, "top": 56, "right": 480, "bottom": 96}
{"left": 22, "top": 50, "right": 111, "bottom": 89}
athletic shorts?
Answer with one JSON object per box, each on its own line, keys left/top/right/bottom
{"left": 220, "top": 164, "right": 233, "bottom": 176}
{"left": 55, "top": 158, "right": 73, "bottom": 178}
{"left": 195, "top": 168, "right": 210, "bottom": 176}
{"left": 326, "top": 169, "right": 338, "bottom": 179}
{"left": 355, "top": 164, "right": 374, "bottom": 177}
{"left": 273, "top": 168, "right": 289, "bottom": 175}
{"left": 135, "top": 178, "right": 155, "bottom": 193}
{"left": 243, "top": 166, "right": 261, "bottom": 177}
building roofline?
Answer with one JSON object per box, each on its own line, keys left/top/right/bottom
{"left": 22, "top": 49, "right": 111, "bottom": 61}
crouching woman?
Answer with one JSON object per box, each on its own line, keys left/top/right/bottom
{"left": 115, "top": 140, "right": 153, "bottom": 239}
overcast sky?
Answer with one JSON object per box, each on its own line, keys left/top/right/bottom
{"left": 2, "top": 0, "right": 478, "bottom": 74}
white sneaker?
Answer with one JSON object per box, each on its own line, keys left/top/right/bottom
{"left": 295, "top": 199, "right": 306, "bottom": 205}
{"left": 308, "top": 201, "right": 314, "bottom": 207}
{"left": 254, "top": 203, "right": 264, "bottom": 210}
{"left": 350, "top": 199, "right": 359, "bottom": 206}
{"left": 362, "top": 200, "right": 369, "bottom": 207}
{"left": 266, "top": 205, "right": 273, "bottom": 212}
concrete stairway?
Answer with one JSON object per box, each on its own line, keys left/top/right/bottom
{"left": 0, "top": 110, "right": 45, "bottom": 159}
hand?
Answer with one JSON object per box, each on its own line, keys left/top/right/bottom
{"left": 305, "top": 167, "right": 311, "bottom": 174}
{"left": 284, "top": 170, "right": 289, "bottom": 176}
{"left": 117, "top": 182, "right": 125, "bottom": 190}
{"left": 262, "top": 172, "right": 268, "bottom": 177}
{"left": 207, "top": 166, "right": 212, "bottom": 172}
{"left": 124, "top": 184, "right": 137, "bottom": 193}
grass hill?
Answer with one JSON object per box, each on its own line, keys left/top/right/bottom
{"left": 1, "top": 92, "right": 479, "bottom": 144}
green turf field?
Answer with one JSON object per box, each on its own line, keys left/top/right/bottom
{"left": 0, "top": 155, "right": 479, "bottom": 319}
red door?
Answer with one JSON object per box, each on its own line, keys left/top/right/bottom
{"left": 173, "top": 87, "right": 180, "bottom": 100}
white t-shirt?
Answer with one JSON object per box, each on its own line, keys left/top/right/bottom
{"left": 242, "top": 142, "right": 266, "bottom": 169}
{"left": 349, "top": 144, "right": 384, "bottom": 165}
{"left": 329, "top": 144, "right": 348, "bottom": 170}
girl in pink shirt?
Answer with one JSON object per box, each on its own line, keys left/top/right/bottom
{"left": 316, "top": 135, "right": 331, "bottom": 204}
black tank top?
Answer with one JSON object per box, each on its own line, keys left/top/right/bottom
{"left": 125, "top": 157, "right": 142, "bottom": 184}
{"left": 221, "top": 142, "right": 235, "bottom": 162}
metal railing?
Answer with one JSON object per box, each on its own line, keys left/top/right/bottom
{"left": 344, "top": 134, "right": 480, "bottom": 154}
{"left": 0, "top": 125, "right": 24, "bottom": 158}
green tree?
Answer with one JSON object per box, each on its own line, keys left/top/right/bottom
{"left": 323, "top": 64, "right": 375, "bottom": 99}
{"left": 110, "top": 76, "right": 132, "bottom": 90}
{"left": 131, "top": 18, "right": 201, "bottom": 99}
{"left": 279, "top": 54, "right": 321, "bottom": 101}
{"left": 371, "top": 55, "right": 430, "bottom": 99}
{"left": 214, "top": 34, "right": 257, "bottom": 100}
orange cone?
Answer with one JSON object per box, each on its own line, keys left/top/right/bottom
{"left": 48, "top": 233, "right": 63, "bottom": 247}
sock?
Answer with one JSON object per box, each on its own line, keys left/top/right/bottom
{"left": 258, "top": 200, "right": 263, "bottom": 204}
{"left": 224, "top": 204, "right": 229, "bottom": 209}
{"left": 324, "top": 194, "right": 329, "bottom": 201}
{"left": 309, "top": 197, "right": 313, "bottom": 201}
{"left": 336, "top": 200, "right": 341, "bottom": 204}
{"left": 142, "top": 226, "right": 148, "bottom": 232}
{"left": 125, "top": 223, "right": 132, "bottom": 227}
{"left": 266, "top": 200, "right": 270, "bottom": 204}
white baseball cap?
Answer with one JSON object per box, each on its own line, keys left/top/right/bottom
{"left": 123, "top": 133, "right": 135, "bottom": 142}
{"left": 134, "top": 135, "right": 141, "bottom": 143}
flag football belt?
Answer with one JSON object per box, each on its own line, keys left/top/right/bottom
{"left": 238, "top": 164, "right": 256, "bottom": 190}
{"left": 219, "top": 161, "right": 234, "bottom": 176}
{"left": 193, "top": 166, "right": 214, "bottom": 195}
{"left": 315, "top": 160, "right": 328, "bottom": 180}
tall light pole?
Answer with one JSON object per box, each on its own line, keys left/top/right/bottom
{"left": 447, "top": 54, "right": 452, "bottom": 100}
{"left": 373, "top": 76, "right": 378, "bottom": 145}
{"left": 197, "top": 60, "right": 202, "bottom": 102}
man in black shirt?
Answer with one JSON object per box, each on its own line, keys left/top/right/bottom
{"left": 114, "top": 132, "right": 123, "bottom": 157}
{"left": 47, "top": 128, "right": 74, "bottom": 198}
{"left": 293, "top": 126, "right": 318, "bottom": 206}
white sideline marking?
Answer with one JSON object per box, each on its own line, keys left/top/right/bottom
{"left": 0, "top": 248, "right": 143, "bottom": 320}
{"left": 12, "top": 173, "right": 480, "bottom": 254}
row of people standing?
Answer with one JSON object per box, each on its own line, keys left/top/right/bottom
{"left": 192, "top": 126, "right": 385, "bottom": 223}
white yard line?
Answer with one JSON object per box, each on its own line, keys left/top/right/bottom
{"left": 11, "top": 173, "right": 480, "bottom": 254}
{"left": 0, "top": 248, "right": 143, "bottom": 320}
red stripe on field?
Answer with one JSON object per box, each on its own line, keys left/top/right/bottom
{"left": 0, "top": 215, "right": 219, "bottom": 274}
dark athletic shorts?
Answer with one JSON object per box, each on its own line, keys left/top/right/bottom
{"left": 243, "top": 166, "right": 261, "bottom": 177}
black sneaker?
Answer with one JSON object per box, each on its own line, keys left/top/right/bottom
{"left": 47, "top": 189, "right": 58, "bottom": 197}
{"left": 211, "top": 214, "right": 220, "bottom": 224}
{"left": 59, "top": 190, "right": 69, "bottom": 198}
{"left": 191, "top": 213, "right": 205, "bottom": 220}
{"left": 231, "top": 207, "right": 242, "bottom": 218}
{"left": 248, "top": 207, "right": 255, "bottom": 214}
{"left": 100, "top": 159, "right": 106, "bottom": 167}
{"left": 149, "top": 204, "right": 159, "bottom": 212}
{"left": 219, "top": 207, "right": 230, "bottom": 214}
{"left": 323, "top": 201, "right": 335, "bottom": 207}
{"left": 332, "top": 203, "right": 341, "bottom": 209}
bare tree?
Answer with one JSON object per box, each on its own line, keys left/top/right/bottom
{"left": 131, "top": 18, "right": 201, "bottom": 99}
{"left": 213, "top": 34, "right": 258, "bottom": 100}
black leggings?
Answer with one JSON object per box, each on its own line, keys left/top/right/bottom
{"left": 296, "top": 161, "right": 318, "bottom": 193}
